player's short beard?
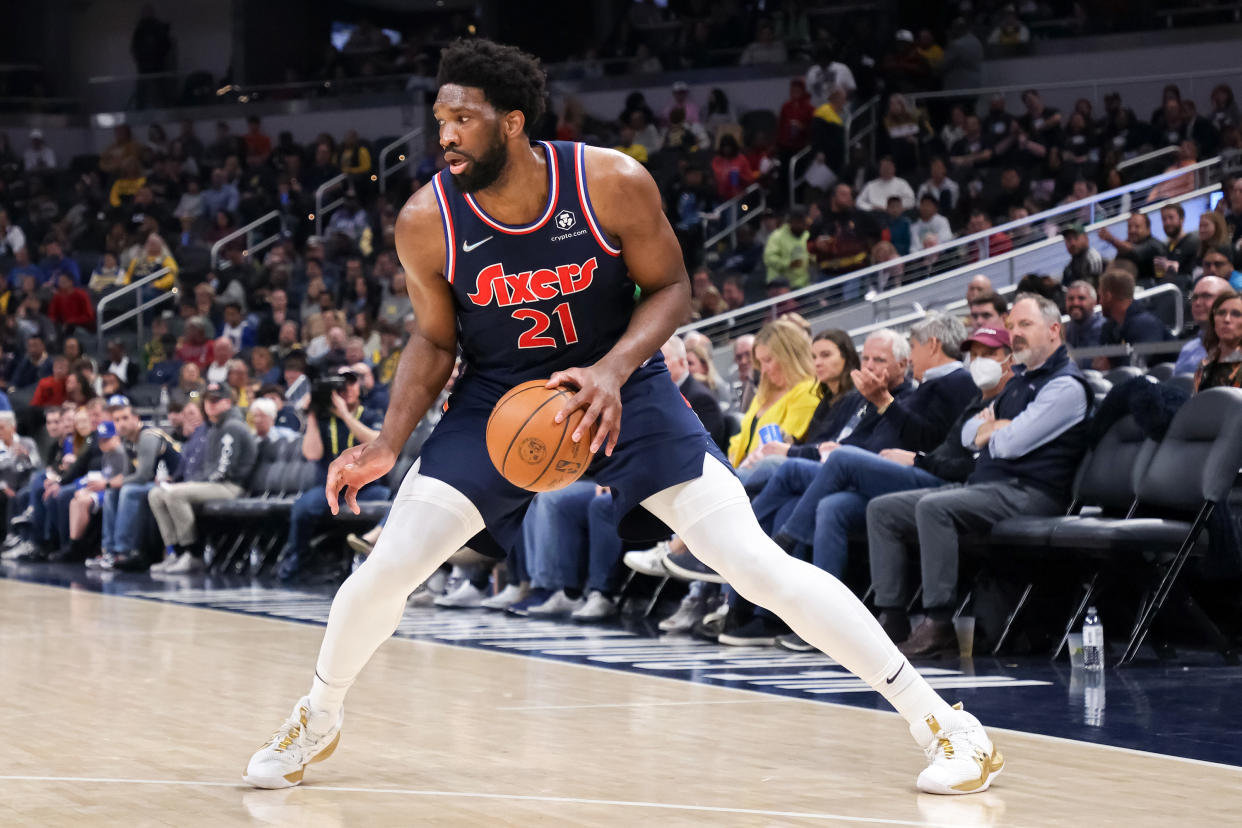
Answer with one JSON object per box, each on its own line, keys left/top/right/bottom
{"left": 451, "top": 127, "right": 509, "bottom": 194}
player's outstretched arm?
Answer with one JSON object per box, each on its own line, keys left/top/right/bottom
{"left": 325, "top": 185, "right": 457, "bottom": 515}
{"left": 549, "top": 147, "right": 691, "bottom": 455}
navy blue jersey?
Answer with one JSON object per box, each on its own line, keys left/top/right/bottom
{"left": 416, "top": 139, "right": 726, "bottom": 551}
{"left": 432, "top": 140, "right": 645, "bottom": 390}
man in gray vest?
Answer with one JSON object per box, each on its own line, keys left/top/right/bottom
{"left": 865, "top": 294, "right": 1093, "bottom": 656}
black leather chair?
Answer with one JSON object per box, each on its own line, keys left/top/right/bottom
{"left": 1146, "top": 362, "right": 1175, "bottom": 382}
{"left": 1081, "top": 371, "right": 1112, "bottom": 407}
{"left": 1104, "top": 365, "right": 1144, "bottom": 386}
{"left": 1048, "top": 388, "right": 1242, "bottom": 664}
{"left": 986, "top": 415, "right": 1155, "bottom": 654}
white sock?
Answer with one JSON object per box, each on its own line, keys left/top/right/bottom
{"left": 642, "top": 457, "right": 953, "bottom": 735}
{"left": 307, "top": 473, "right": 484, "bottom": 716}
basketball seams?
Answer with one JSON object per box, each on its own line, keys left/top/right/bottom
{"left": 525, "top": 396, "right": 580, "bottom": 490}
{"left": 486, "top": 381, "right": 549, "bottom": 436}
{"left": 499, "top": 389, "right": 570, "bottom": 487}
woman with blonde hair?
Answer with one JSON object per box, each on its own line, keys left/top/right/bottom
{"left": 726, "top": 319, "right": 819, "bottom": 468}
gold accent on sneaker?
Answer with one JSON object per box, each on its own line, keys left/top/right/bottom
{"left": 950, "top": 747, "right": 1004, "bottom": 793}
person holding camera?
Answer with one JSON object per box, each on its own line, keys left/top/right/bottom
{"left": 277, "top": 368, "right": 387, "bottom": 580}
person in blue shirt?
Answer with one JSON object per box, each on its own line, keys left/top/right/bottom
{"left": 39, "top": 239, "right": 82, "bottom": 287}
{"left": 1198, "top": 246, "right": 1242, "bottom": 293}
{"left": 1174, "top": 275, "right": 1231, "bottom": 374}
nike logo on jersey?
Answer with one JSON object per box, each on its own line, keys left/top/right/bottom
{"left": 466, "top": 257, "right": 598, "bottom": 307}
{"left": 462, "top": 236, "right": 493, "bottom": 252}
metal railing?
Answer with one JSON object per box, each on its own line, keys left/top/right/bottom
{"left": 680, "top": 156, "right": 1223, "bottom": 346}
{"left": 210, "top": 210, "right": 282, "bottom": 273}
{"left": 96, "top": 266, "right": 175, "bottom": 354}
{"left": 850, "top": 281, "right": 1185, "bottom": 344}
{"left": 789, "top": 95, "right": 882, "bottom": 207}
{"left": 313, "top": 174, "right": 348, "bottom": 238}
{"left": 378, "top": 127, "right": 424, "bottom": 194}
{"left": 845, "top": 95, "right": 881, "bottom": 167}
{"left": 701, "top": 183, "right": 765, "bottom": 251}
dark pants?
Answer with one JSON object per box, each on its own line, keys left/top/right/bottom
{"left": 867, "top": 481, "right": 1064, "bottom": 612}
{"left": 284, "top": 481, "right": 390, "bottom": 559}
{"left": 777, "top": 446, "right": 946, "bottom": 579}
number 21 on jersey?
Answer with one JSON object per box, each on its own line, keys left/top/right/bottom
{"left": 513, "top": 303, "right": 579, "bottom": 349}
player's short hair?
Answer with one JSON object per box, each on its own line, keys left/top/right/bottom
{"left": 437, "top": 39, "right": 547, "bottom": 134}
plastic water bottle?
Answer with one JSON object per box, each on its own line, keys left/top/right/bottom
{"left": 1082, "top": 606, "right": 1105, "bottom": 672}
{"left": 158, "top": 385, "right": 170, "bottom": 423}
{"left": 155, "top": 460, "right": 169, "bottom": 487}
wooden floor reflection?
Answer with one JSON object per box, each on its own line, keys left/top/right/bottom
{"left": 2, "top": 579, "right": 1239, "bottom": 827}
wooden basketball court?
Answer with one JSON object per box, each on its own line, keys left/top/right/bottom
{"left": 2, "top": 578, "right": 1239, "bottom": 826}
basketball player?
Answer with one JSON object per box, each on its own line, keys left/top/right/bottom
{"left": 245, "top": 39, "right": 1002, "bottom": 795}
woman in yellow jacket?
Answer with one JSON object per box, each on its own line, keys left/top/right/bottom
{"left": 123, "top": 234, "right": 179, "bottom": 292}
{"left": 727, "top": 319, "right": 820, "bottom": 467}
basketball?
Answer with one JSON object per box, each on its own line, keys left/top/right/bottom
{"left": 485, "top": 379, "right": 597, "bottom": 491}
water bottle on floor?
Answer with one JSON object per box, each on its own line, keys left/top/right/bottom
{"left": 1082, "top": 606, "right": 1104, "bottom": 672}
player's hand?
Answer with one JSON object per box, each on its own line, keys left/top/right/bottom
{"left": 547, "top": 365, "right": 624, "bottom": 456}
{"left": 325, "top": 440, "right": 396, "bottom": 516}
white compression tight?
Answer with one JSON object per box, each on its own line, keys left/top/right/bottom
{"left": 639, "top": 456, "right": 952, "bottom": 729}
{"left": 309, "top": 466, "right": 485, "bottom": 714}
{"left": 309, "top": 455, "right": 951, "bottom": 736}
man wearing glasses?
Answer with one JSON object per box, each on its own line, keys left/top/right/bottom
{"left": 1199, "top": 246, "right": 1242, "bottom": 291}
{"left": 1174, "top": 273, "right": 1231, "bottom": 374}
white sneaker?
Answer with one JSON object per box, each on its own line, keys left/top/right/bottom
{"left": 434, "top": 580, "right": 486, "bottom": 608}
{"left": 163, "top": 552, "right": 205, "bottom": 574}
{"left": 659, "top": 593, "right": 706, "bottom": 632}
{"left": 149, "top": 551, "right": 178, "bottom": 573}
{"left": 571, "top": 591, "right": 617, "bottom": 622}
{"left": 243, "top": 696, "right": 343, "bottom": 789}
{"left": 623, "top": 541, "right": 670, "bottom": 577}
{"left": 526, "top": 589, "right": 585, "bottom": 617}
{"left": 910, "top": 703, "right": 1004, "bottom": 795}
{"left": 480, "top": 583, "right": 525, "bottom": 610}
{"left": 1, "top": 541, "right": 30, "bottom": 561}
{"left": 84, "top": 553, "right": 114, "bottom": 570}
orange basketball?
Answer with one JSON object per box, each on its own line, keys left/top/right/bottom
{"left": 486, "top": 379, "right": 597, "bottom": 492}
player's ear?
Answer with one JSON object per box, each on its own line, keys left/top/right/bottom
{"left": 502, "top": 109, "right": 526, "bottom": 139}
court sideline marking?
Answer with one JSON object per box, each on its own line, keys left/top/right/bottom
{"left": 7, "top": 578, "right": 1242, "bottom": 774}
{"left": 0, "top": 775, "right": 957, "bottom": 826}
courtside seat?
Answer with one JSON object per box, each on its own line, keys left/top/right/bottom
{"left": 988, "top": 414, "right": 1155, "bottom": 547}
{"left": 1081, "top": 370, "right": 1112, "bottom": 406}
{"left": 1146, "top": 362, "right": 1175, "bottom": 382}
{"left": 1105, "top": 365, "right": 1144, "bottom": 385}
{"left": 1047, "top": 387, "right": 1242, "bottom": 663}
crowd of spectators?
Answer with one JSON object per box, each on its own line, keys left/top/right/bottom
{"left": 3, "top": 10, "right": 1242, "bottom": 654}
